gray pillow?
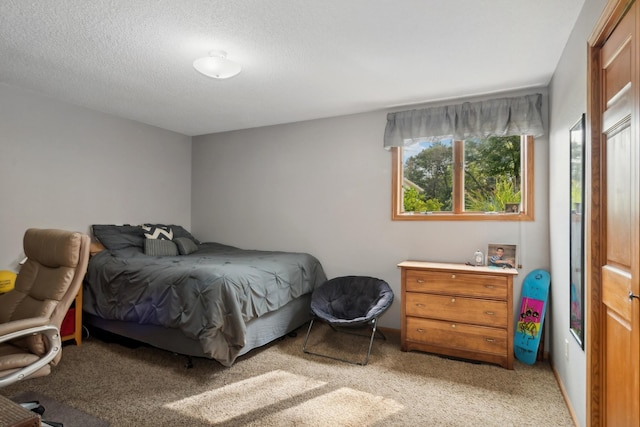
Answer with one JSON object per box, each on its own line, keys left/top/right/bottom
{"left": 92, "top": 224, "right": 145, "bottom": 251}
{"left": 174, "top": 237, "right": 198, "bottom": 255}
{"left": 144, "top": 239, "right": 178, "bottom": 256}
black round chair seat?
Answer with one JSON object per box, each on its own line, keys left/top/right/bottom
{"left": 310, "top": 276, "right": 394, "bottom": 327}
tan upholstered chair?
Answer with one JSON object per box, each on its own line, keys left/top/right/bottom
{"left": 0, "top": 228, "right": 90, "bottom": 387}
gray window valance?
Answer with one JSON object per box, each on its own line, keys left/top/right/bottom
{"left": 384, "top": 93, "right": 544, "bottom": 148}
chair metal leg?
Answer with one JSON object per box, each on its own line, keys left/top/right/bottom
{"left": 332, "top": 321, "right": 387, "bottom": 341}
{"left": 362, "top": 318, "right": 378, "bottom": 365}
{"left": 302, "top": 318, "right": 315, "bottom": 353}
{"left": 302, "top": 317, "right": 384, "bottom": 366}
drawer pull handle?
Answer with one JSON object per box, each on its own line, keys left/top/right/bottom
{"left": 416, "top": 279, "right": 425, "bottom": 283}
{"left": 451, "top": 324, "right": 456, "bottom": 328}
{"left": 451, "top": 274, "right": 456, "bottom": 279}
{"left": 416, "top": 303, "right": 425, "bottom": 307}
{"left": 485, "top": 338, "right": 496, "bottom": 343}
{"left": 485, "top": 311, "right": 495, "bottom": 316}
{"left": 484, "top": 285, "right": 495, "bottom": 289}
{"left": 451, "top": 298, "right": 456, "bottom": 303}
{"left": 417, "top": 328, "right": 425, "bottom": 333}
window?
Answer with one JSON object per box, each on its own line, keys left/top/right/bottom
{"left": 384, "top": 93, "right": 542, "bottom": 220}
{"left": 392, "top": 135, "right": 534, "bottom": 220}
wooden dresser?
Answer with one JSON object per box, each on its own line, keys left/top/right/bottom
{"left": 398, "top": 261, "right": 518, "bottom": 369}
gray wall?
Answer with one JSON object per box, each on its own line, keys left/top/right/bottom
{"left": 548, "top": 0, "right": 608, "bottom": 426}
{"left": 0, "top": 83, "right": 192, "bottom": 270}
{"left": 191, "top": 89, "right": 551, "bottom": 331}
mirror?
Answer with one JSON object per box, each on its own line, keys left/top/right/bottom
{"left": 570, "top": 114, "right": 585, "bottom": 348}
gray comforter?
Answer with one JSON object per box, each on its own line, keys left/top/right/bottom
{"left": 83, "top": 242, "right": 326, "bottom": 366}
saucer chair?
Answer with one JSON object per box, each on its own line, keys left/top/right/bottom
{"left": 302, "top": 276, "right": 394, "bottom": 365}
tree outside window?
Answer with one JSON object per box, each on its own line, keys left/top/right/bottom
{"left": 391, "top": 135, "right": 534, "bottom": 221}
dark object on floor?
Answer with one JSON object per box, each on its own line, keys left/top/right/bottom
{"left": 302, "top": 276, "right": 394, "bottom": 365}
{"left": 84, "top": 325, "right": 146, "bottom": 349}
{"left": 10, "top": 392, "right": 109, "bottom": 427}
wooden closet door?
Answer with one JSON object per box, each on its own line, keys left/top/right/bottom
{"left": 599, "top": 3, "right": 639, "bottom": 425}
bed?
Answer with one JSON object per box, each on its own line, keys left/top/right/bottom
{"left": 82, "top": 224, "right": 327, "bottom": 366}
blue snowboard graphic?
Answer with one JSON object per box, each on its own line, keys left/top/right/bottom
{"left": 514, "top": 269, "right": 550, "bottom": 365}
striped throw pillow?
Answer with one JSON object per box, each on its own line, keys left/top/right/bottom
{"left": 144, "top": 239, "right": 178, "bottom": 256}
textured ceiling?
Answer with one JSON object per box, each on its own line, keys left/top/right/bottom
{"left": 0, "top": 0, "right": 585, "bottom": 136}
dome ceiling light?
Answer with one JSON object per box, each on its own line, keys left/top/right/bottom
{"left": 193, "top": 50, "right": 241, "bottom": 79}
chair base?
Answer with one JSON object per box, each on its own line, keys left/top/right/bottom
{"left": 302, "top": 318, "right": 386, "bottom": 365}
{"left": 20, "top": 401, "right": 63, "bottom": 427}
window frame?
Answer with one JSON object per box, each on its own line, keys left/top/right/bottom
{"left": 391, "top": 135, "right": 534, "bottom": 221}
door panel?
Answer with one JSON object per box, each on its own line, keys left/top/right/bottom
{"left": 606, "top": 124, "right": 632, "bottom": 267}
{"left": 603, "top": 41, "right": 631, "bottom": 102}
{"left": 602, "top": 265, "right": 632, "bottom": 320}
{"left": 605, "top": 309, "right": 633, "bottom": 425}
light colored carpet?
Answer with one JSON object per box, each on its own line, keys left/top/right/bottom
{"left": 0, "top": 323, "right": 574, "bottom": 426}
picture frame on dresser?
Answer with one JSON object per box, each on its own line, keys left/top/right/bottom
{"left": 487, "top": 243, "right": 517, "bottom": 269}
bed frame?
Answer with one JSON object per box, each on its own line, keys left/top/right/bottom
{"left": 83, "top": 294, "right": 312, "bottom": 362}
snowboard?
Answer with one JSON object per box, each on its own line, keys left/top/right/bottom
{"left": 514, "top": 269, "right": 550, "bottom": 365}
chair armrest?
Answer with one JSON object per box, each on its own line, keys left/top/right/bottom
{"left": 0, "top": 317, "right": 51, "bottom": 341}
{"left": 0, "top": 320, "right": 62, "bottom": 387}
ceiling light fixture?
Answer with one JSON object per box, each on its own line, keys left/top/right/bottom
{"left": 193, "top": 50, "right": 242, "bottom": 79}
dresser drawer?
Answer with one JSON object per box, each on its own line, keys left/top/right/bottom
{"left": 405, "top": 269, "right": 507, "bottom": 300}
{"left": 405, "top": 292, "right": 507, "bottom": 327}
{"left": 405, "top": 317, "right": 507, "bottom": 356}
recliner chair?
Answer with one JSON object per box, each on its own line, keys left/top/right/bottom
{"left": 0, "top": 228, "right": 90, "bottom": 425}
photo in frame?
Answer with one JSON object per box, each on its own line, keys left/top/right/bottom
{"left": 487, "top": 243, "right": 517, "bottom": 269}
{"left": 569, "top": 114, "right": 585, "bottom": 348}
{"left": 504, "top": 203, "right": 520, "bottom": 213}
